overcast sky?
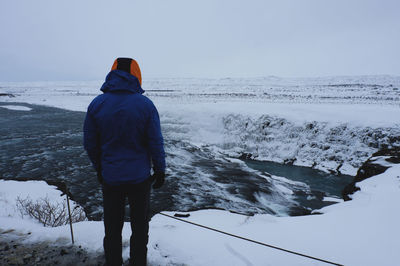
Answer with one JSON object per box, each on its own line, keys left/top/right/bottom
{"left": 0, "top": 0, "right": 399, "bottom": 81}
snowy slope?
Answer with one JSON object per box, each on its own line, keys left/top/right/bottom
{"left": 0, "top": 163, "right": 399, "bottom": 265}
{"left": 150, "top": 164, "right": 400, "bottom": 266}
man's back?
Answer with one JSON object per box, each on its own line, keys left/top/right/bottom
{"left": 84, "top": 68, "right": 165, "bottom": 185}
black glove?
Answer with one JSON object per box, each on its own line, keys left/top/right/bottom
{"left": 152, "top": 172, "right": 165, "bottom": 189}
{"left": 97, "top": 171, "right": 103, "bottom": 184}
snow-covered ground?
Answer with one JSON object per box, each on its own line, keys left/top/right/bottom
{"left": 1, "top": 75, "right": 400, "bottom": 265}
{"left": 0, "top": 163, "right": 399, "bottom": 265}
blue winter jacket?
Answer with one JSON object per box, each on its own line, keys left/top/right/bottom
{"left": 83, "top": 70, "right": 166, "bottom": 185}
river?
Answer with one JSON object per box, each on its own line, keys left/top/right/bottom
{"left": 0, "top": 103, "right": 352, "bottom": 220}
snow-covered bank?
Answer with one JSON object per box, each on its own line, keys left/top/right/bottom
{"left": 1, "top": 162, "right": 399, "bottom": 265}
{"left": 0, "top": 180, "right": 99, "bottom": 247}
{"left": 149, "top": 165, "right": 400, "bottom": 266}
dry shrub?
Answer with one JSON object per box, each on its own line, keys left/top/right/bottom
{"left": 16, "top": 196, "right": 86, "bottom": 227}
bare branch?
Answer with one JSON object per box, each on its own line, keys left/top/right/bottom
{"left": 15, "top": 196, "right": 87, "bottom": 227}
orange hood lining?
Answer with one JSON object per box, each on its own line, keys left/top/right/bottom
{"left": 111, "top": 58, "right": 142, "bottom": 85}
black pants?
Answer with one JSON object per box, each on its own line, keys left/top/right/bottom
{"left": 102, "top": 179, "right": 151, "bottom": 266}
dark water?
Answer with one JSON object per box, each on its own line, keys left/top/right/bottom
{"left": 0, "top": 103, "right": 352, "bottom": 220}
{"left": 244, "top": 160, "right": 351, "bottom": 211}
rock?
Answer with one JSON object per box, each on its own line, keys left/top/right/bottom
{"left": 0, "top": 230, "right": 106, "bottom": 266}
{"left": 23, "top": 254, "right": 32, "bottom": 259}
{"left": 0, "top": 93, "right": 15, "bottom": 97}
{"left": 342, "top": 146, "right": 400, "bottom": 201}
{"left": 60, "top": 248, "right": 68, "bottom": 256}
{"left": 311, "top": 190, "right": 325, "bottom": 201}
{"left": 284, "top": 158, "right": 296, "bottom": 165}
{"left": 289, "top": 206, "right": 312, "bottom": 216}
{"left": 239, "top": 153, "right": 253, "bottom": 160}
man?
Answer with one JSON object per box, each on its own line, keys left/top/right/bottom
{"left": 83, "top": 58, "right": 166, "bottom": 266}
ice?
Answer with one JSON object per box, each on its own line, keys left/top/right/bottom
{"left": 0, "top": 105, "right": 32, "bottom": 111}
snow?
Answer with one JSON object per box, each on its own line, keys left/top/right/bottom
{"left": 368, "top": 156, "right": 395, "bottom": 168}
{"left": 322, "top": 197, "right": 343, "bottom": 203}
{"left": 0, "top": 105, "right": 32, "bottom": 111}
{"left": 1, "top": 76, "right": 400, "bottom": 265}
{"left": 1, "top": 164, "right": 399, "bottom": 265}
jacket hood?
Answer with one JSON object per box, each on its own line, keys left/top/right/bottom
{"left": 111, "top": 58, "right": 142, "bottom": 85}
{"left": 100, "top": 70, "right": 145, "bottom": 94}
